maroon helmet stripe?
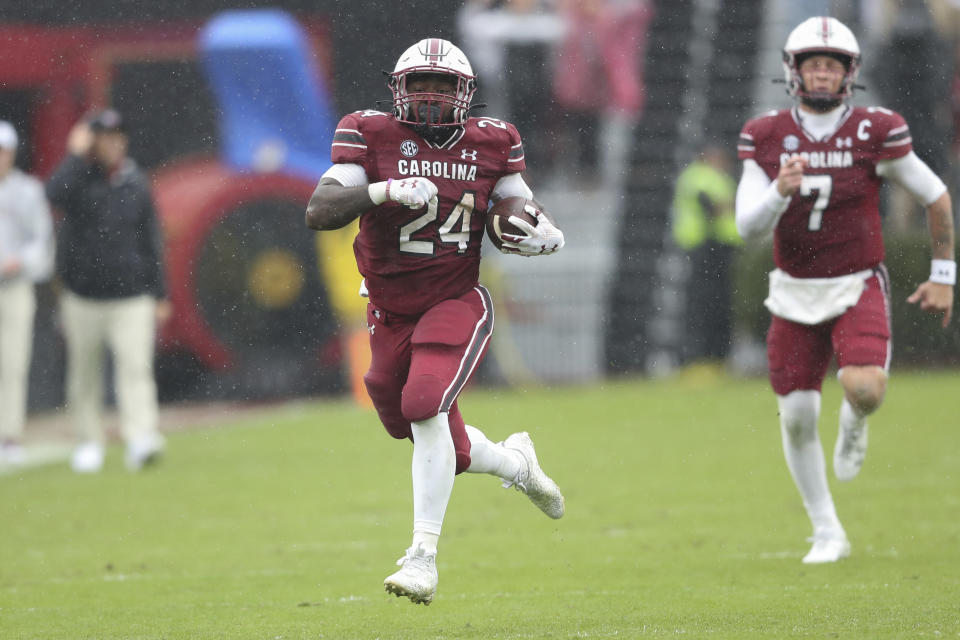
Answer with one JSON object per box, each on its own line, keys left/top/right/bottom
{"left": 426, "top": 38, "right": 442, "bottom": 62}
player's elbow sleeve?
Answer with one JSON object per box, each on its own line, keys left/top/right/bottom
{"left": 924, "top": 184, "right": 948, "bottom": 208}
{"left": 735, "top": 212, "right": 762, "bottom": 241}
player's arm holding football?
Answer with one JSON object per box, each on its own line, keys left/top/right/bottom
{"left": 489, "top": 172, "right": 565, "bottom": 256}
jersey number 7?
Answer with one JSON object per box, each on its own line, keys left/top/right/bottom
{"left": 800, "top": 174, "right": 833, "bottom": 231}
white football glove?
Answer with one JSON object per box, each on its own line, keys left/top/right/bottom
{"left": 368, "top": 177, "right": 438, "bottom": 209}
{"left": 500, "top": 204, "right": 565, "bottom": 256}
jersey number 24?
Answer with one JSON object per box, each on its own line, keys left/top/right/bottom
{"left": 399, "top": 191, "right": 478, "bottom": 255}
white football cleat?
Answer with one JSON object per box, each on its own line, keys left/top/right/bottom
{"left": 125, "top": 432, "right": 165, "bottom": 471}
{"left": 71, "top": 442, "right": 105, "bottom": 473}
{"left": 384, "top": 545, "right": 438, "bottom": 605}
{"left": 802, "top": 530, "right": 851, "bottom": 564}
{"left": 833, "top": 420, "right": 868, "bottom": 482}
{"left": 502, "top": 431, "right": 565, "bottom": 519}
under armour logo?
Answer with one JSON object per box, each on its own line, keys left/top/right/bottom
{"left": 836, "top": 137, "right": 852, "bottom": 149}
{"left": 368, "top": 324, "right": 375, "bottom": 335}
{"left": 461, "top": 149, "right": 478, "bottom": 161}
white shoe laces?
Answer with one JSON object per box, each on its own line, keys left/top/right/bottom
{"left": 499, "top": 439, "right": 530, "bottom": 491}
{"left": 395, "top": 545, "right": 433, "bottom": 568}
{"left": 501, "top": 461, "right": 530, "bottom": 491}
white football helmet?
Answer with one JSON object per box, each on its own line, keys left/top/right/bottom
{"left": 782, "top": 17, "right": 861, "bottom": 107}
{"left": 389, "top": 38, "right": 477, "bottom": 127}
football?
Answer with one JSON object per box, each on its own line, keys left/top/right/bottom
{"left": 485, "top": 196, "right": 538, "bottom": 251}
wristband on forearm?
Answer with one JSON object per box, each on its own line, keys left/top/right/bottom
{"left": 368, "top": 179, "right": 392, "bottom": 205}
{"left": 930, "top": 259, "right": 957, "bottom": 285}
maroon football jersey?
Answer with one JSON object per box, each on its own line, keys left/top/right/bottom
{"left": 331, "top": 110, "right": 526, "bottom": 316}
{"left": 738, "top": 105, "right": 912, "bottom": 277}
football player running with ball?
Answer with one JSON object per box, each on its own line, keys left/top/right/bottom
{"left": 305, "top": 38, "right": 565, "bottom": 604}
{"left": 736, "top": 17, "right": 954, "bottom": 564}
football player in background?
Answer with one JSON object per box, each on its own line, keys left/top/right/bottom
{"left": 305, "top": 38, "right": 566, "bottom": 604}
{"left": 735, "top": 17, "right": 954, "bottom": 563}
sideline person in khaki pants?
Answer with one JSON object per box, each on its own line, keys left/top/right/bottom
{"left": 0, "top": 120, "right": 54, "bottom": 465}
{"left": 45, "top": 109, "right": 171, "bottom": 472}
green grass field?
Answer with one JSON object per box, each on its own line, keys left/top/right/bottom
{"left": 1, "top": 371, "right": 958, "bottom": 639}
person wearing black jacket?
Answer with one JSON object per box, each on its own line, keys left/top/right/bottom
{"left": 46, "top": 109, "right": 170, "bottom": 473}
